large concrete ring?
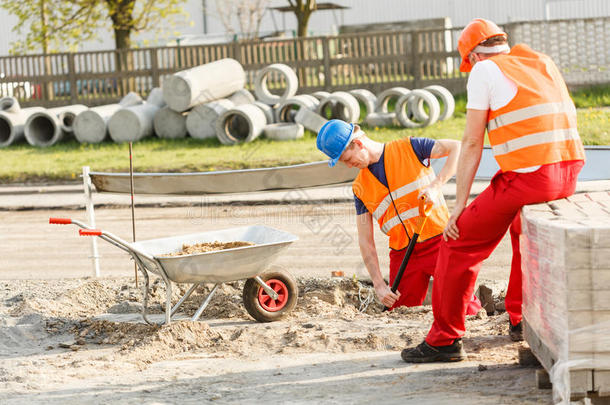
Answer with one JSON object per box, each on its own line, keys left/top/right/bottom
{"left": 375, "top": 87, "right": 410, "bottom": 113}
{"left": 276, "top": 95, "right": 318, "bottom": 123}
{"left": 349, "top": 89, "right": 377, "bottom": 119}
{"left": 316, "top": 91, "right": 360, "bottom": 123}
{"left": 396, "top": 89, "right": 440, "bottom": 128}
{"left": 364, "top": 112, "right": 397, "bottom": 128}
{"left": 215, "top": 103, "right": 267, "bottom": 145}
{"left": 186, "top": 99, "right": 234, "bottom": 140}
{"left": 409, "top": 85, "right": 455, "bottom": 122}
{"left": 263, "top": 123, "right": 304, "bottom": 141}
{"left": 254, "top": 64, "right": 299, "bottom": 105}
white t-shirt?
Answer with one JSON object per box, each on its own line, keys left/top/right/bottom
{"left": 466, "top": 59, "right": 540, "bottom": 173}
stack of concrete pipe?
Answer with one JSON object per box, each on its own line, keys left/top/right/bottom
{"left": 6, "top": 55, "right": 456, "bottom": 148}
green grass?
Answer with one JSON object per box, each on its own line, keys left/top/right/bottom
{"left": 1, "top": 85, "right": 608, "bottom": 184}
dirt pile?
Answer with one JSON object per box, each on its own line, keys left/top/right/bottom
{"left": 1, "top": 277, "right": 514, "bottom": 370}
{"left": 162, "top": 241, "right": 255, "bottom": 256}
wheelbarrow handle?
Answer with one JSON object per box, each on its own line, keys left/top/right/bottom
{"left": 49, "top": 217, "right": 72, "bottom": 225}
{"left": 79, "top": 229, "right": 102, "bottom": 236}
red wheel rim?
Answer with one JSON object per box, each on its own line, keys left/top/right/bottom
{"left": 257, "top": 279, "right": 289, "bottom": 312}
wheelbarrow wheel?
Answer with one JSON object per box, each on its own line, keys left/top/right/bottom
{"left": 243, "top": 268, "right": 298, "bottom": 322}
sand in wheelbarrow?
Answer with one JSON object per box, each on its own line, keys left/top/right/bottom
{"left": 162, "top": 241, "right": 254, "bottom": 256}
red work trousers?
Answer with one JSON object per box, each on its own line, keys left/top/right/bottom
{"left": 389, "top": 235, "right": 440, "bottom": 308}
{"left": 426, "top": 160, "right": 584, "bottom": 346}
{"left": 389, "top": 235, "right": 482, "bottom": 313}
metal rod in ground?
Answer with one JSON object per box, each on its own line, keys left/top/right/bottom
{"left": 129, "top": 142, "right": 138, "bottom": 285}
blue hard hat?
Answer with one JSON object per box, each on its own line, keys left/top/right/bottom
{"left": 316, "top": 119, "right": 355, "bottom": 167}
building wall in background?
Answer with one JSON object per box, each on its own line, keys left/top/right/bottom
{"left": 0, "top": 0, "right": 609, "bottom": 55}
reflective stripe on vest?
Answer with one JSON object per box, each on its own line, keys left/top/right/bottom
{"left": 381, "top": 206, "right": 419, "bottom": 234}
{"left": 492, "top": 127, "right": 580, "bottom": 157}
{"left": 372, "top": 172, "right": 436, "bottom": 221}
{"left": 487, "top": 101, "right": 575, "bottom": 132}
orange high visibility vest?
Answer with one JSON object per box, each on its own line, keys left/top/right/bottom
{"left": 353, "top": 138, "right": 448, "bottom": 250}
{"left": 487, "top": 44, "right": 585, "bottom": 172}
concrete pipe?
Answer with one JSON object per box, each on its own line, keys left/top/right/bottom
{"left": 58, "top": 105, "right": 88, "bottom": 134}
{"left": 295, "top": 108, "right": 328, "bottom": 133}
{"left": 375, "top": 87, "right": 410, "bottom": 113}
{"left": 153, "top": 107, "right": 188, "bottom": 139}
{"left": 364, "top": 112, "right": 397, "bottom": 128}
{"left": 24, "top": 104, "right": 87, "bottom": 147}
{"left": 254, "top": 63, "right": 299, "bottom": 105}
{"left": 277, "top": 95, "right": 318, "bottom": 123}
{"left": 228, "top": 89, "right": 255, "bottom": 106}
{"left": 119, "top": 91, "right": 144, "bottom": 107}
{"left": 1, "top": 97, "right": 20, "bottom": 113}
{"left": 349, "top": 89, "right": 377, "bottom": 118}
{"left": 215, "top": 103, "right": 267, "bottom": 145}
{"left": 316, "top": 91, "right": 360, "bottom": 123}
{"left": 108, "top": 89, "right": 166, "bottom": 142}
{"left": 300, "top": 94, "right": 320, "bottom": 109}
{"left": 263, "top": 123, "right": 304, "bottom": 141}
{"left": 186, "top": 99, "right": 234, "bottom": 140}
{"left": 416, "top": 85, "right": 455, "bottom": 121}
{"left": 396, "top": 89, "right": 441, "bottom": 128}
{"left": 312, "top": 91, "right": 331, "bottom": 101}
{"left": 253, "top": 101, "right": 274, "bottom": 124}
{"left": 0, "top": 100, "right": 45, "bottom": 147}
{"left": 73, "top": 93, "right": 143, "bottom": 144}
{"left": 163, "top": 58, "right": 246, "bottom": 112}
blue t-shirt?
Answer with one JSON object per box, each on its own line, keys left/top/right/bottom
{"left": 354, "top": 137, "right": 435, "bottom": 215}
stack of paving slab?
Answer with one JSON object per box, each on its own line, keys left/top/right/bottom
{"left": 521, "top": 191, "right": 610, "bottom": 402}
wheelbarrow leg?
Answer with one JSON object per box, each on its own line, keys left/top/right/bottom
{"left": 170, "top": 283, "right": 201, "bottom": 317}
{"left": 164, "top": 280, "right": 172, "bottom": 325}
{"left": 191, "top": 283, "right": 220, "bottom": 321}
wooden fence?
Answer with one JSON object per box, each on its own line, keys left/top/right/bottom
{"left": 0, "top": 16, "right": 608, "bottom": 108}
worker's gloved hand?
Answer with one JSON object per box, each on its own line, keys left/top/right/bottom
{"left": 374, "top": 282, "right": 400, "bottom": 308}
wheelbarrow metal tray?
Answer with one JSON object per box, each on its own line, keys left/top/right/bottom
{"left": 131, "top": 225, "right": 298, "bottom": 284}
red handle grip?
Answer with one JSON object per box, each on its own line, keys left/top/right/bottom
{"left": 79, "top": 229, "right": 102, "bottom": 236}
{"left": 49, "top": 217, "right": 72, "bottom": 225}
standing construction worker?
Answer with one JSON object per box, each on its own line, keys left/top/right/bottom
{"left": 316, "top": 120, "right": 482, "bottom": 313}
{"left": 401, "top": 18, "right": 585, "bottom": 363}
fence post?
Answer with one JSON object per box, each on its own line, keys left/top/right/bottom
{"left": 232, "top": 41, "right": 242, "bottom": 64}
{"left": 67, "top": 53, "right": 78, "bottom": 104}
{"left": 411, "top": 31, "right": 421, "bottom": 89}
{"left": 150, "top": 48, "right": 160, "bottom": 88}
{"left": 322, "top": 37, "right": 331, "bottom": 91}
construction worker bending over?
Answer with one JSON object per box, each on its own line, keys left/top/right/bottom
{"left": 401, "top": 18, "right": 585, "bottom": 363}
{"left": 317, "top": 119, "right": 481, "bottom": 313}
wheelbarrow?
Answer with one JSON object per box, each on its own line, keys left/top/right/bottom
{"left": 50, "top": 217, "right": 299, "bottom": 325}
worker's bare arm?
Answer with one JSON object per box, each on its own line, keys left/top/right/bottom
{"left": 429, "top": 139, "right": 461, "bottom": 184}
{"left": 419, "top": 139, "right": 461, "bottom": 202}
{"left": 356, "top": 212, "right": 400, "bottom": 307}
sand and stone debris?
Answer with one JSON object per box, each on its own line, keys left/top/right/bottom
{"left": 162, "top": 241, "right": 255, "bottom": 256}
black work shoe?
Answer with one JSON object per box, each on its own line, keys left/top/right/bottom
{"left": 401, "top": 338, "right": 466, "bottom": 363}
{"left": 509, "top": 321, "right": 524, "bottom": 342}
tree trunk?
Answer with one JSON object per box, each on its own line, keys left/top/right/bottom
{"left": 40, "top": 0, "right": 54, "bottom": 100}
{"left": 114, "top": 28, "right": 132, "bottom": 50}
{"left": 296, "top": 11, "right": 312, "bottom": 37}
